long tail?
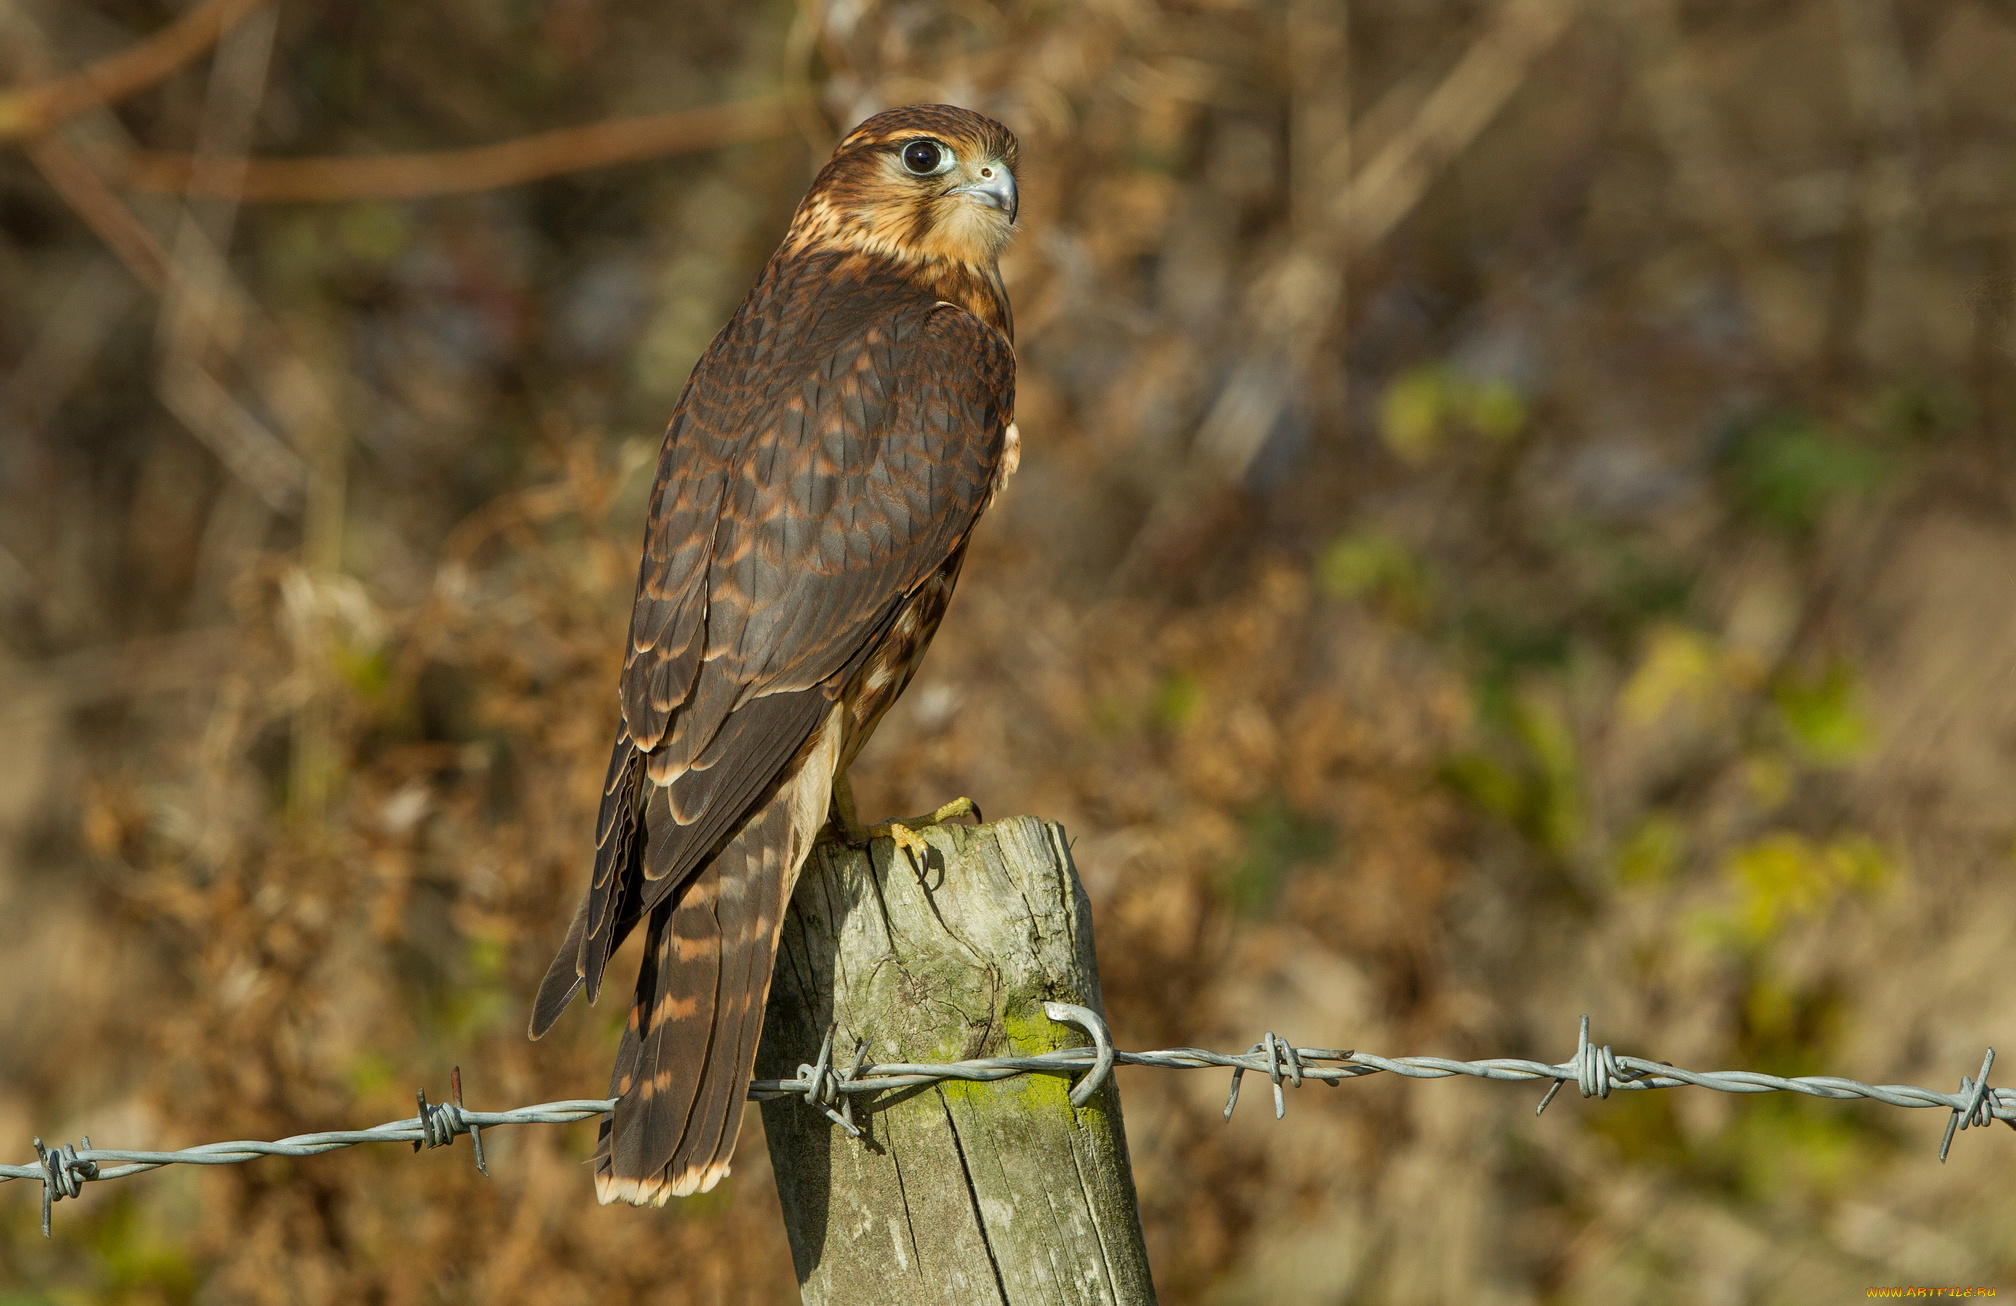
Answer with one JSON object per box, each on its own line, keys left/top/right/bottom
{"left": 591, "top": 776, "right": 812, "bottom": 1204}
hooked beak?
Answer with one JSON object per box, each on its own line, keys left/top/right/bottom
{"left": 954, "top": 166, "right": 1018, "bottom": 222}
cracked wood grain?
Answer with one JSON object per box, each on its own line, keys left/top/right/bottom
{"left": 758, "top": 816, "right": 1157, "bottom": 1304}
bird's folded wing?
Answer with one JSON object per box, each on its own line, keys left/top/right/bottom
{"left": 553, "top": 286, "right": 1012, "bottom": 1013}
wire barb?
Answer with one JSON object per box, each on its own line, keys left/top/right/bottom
{"left": 796, "top": 1025, "right": 863, "bottom": 1139}
{"left": 454, "top": 1067, "right": 487, "bottom": 1176}
{"left": 1223, "top": 1032, "right": 1312, "bottom": 1121}
{"left": 32, "top": 1136, "right": 98, "bottom": 1238}
{"left": 1043, "top": 1002, "right": 1116, "bottom": 1108}
{"left": 409, "top": 1068, "right": 488, "bottom": 1177}
{"left": 1939, "top": 1048, "right": 1996, "bottom": 1163}
{"left": 1223, "top": 1045, "right": 1253, "bottom": 1121}
{"left": 1534, "top": 1015, "right": 1664, "bottom": 1116}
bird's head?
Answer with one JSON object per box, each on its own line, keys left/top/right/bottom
{"left": 793, "top": 104, "right": 1020, "bottom": 269}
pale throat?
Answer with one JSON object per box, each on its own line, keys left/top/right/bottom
{"left": 793, "top": 196, "right": 1014, "bottom": 337}
{"left": 818, "top": 200, "right": 1009, "bottom": 265}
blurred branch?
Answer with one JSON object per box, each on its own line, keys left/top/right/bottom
{"left": 1631, "top": 0, "right": 1817, "bottom": 365}
{"left": 0, "top": 628, "right": 242, "bottom": 721}
{"left": 783, "top": 0, "right": 839, "bottom": 156}
{"left": 1342, "top": 0, "right": 1576, "bottom": 249}
{"left": 1191, "top": 0, "right": 1353, "bottom": 483}
{"left": 4, "top": 4, "right": 365, "bottom": 522}
{"left": 1833, "top": 0, "right": 1924, "bottom": 366}
{"left": 1144, "top": 0, "right": 1575, "bottom": 570}
{"left": 0, "top": 0, "right": 270, "bottom": 142}
{"left": 387, "top": 478, "right": 588, "bottom": 701}
{"left": 153, "top": 7, "right": 305, "bottom": 517}
{"left": 23, "top": 135, "right": 307, "bottom": 510}
{"left": 116, "top": 95, "right": 800, "bottom": 201}
{"left": 22, "top": 135, "right": 169, "bottom": 290}
{"left": 156, "top": 1, "right": 276, "bottom": 359}
{"left": 0, "top": 257, "right": 136, "bottom": 436}
{"left": 157, "top": 359, "right": 306, "bottom": 511}
{"left": 4, "top": 3, "right": 789, "bottom": 533}
{"left": 1121, "top": 0, "right": 1579, "bottom": 588}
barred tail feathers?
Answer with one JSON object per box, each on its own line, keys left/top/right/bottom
{"left": 593, "top": 713, "right": 839, "bottom": 1204}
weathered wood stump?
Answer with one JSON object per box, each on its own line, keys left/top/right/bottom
{"left": 757, "top": 816, "right": 1157, "bottom": 1305}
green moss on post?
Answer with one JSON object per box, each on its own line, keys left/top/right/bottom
{"left": 757, "top": 816, "right": 1158, "bottom": 1305}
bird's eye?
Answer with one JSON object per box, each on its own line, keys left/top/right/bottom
{"left": 901, "top": 139, "right": 946, "bottom": 175}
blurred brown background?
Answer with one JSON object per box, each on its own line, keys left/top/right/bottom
{"left": 3, "top": 0, "right": 2014, "bottom": 1300}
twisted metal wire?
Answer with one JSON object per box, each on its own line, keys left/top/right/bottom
{"left": 7, "top": 1011, "right": 2010, "bottom": 1236}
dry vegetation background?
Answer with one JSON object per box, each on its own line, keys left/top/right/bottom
{"left": 2, "top": 0, "right": 2015, "bottom": 1300}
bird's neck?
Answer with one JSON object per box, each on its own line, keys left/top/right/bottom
{"left": 780, "top": 198, "right": 1013, "bottom": 343}
{"left": 778, "top": 242, "right": 1012, "bottom": 344}
{"left": 911, "top": 257, "right": 1014, "bottom": 344}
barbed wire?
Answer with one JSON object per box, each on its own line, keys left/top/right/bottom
{"left": 7, "top": 1007, "right": 2009, "bottom": 1238}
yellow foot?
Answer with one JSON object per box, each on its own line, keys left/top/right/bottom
{"left": 867, "top": 797, "right": 984, "bottom": 863}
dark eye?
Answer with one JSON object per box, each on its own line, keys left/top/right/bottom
{"left": 901, "top": 139, "right": 945, "bottom": 175}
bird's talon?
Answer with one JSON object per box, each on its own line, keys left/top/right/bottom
{"left": 867, "top": 820, "right": 934, "bottom": 864}
{"left": 926, "top": 796, "right": 981, "bottom": 827}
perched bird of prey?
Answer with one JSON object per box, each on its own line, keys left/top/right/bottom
{"left": 529, "top": 104, "right": 1020, "bottom": 1205}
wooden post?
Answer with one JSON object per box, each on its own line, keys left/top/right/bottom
{"left": 757, "top": 816, "right": 1158, "bottom": 1305}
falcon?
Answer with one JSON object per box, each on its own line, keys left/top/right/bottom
{"left": 528, "top": 104, "right": 1020, "bottom": 1205}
